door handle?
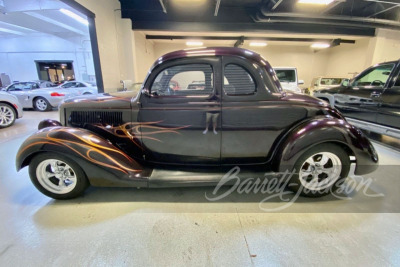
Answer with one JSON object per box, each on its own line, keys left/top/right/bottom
{"left": 370, "top": 92, "right": 382, "bottom": 98}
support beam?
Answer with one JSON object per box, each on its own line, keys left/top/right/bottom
{"left": 146, "top": 35, "right": 356, "bottom": 44}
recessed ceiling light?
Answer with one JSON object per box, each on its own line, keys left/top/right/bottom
{"left": 186, "top": 41, "right": 203, "bottom": 46}
{"left": 60, "top": 8, "right": 89, "bottom": 25}
{"left": 311, "top": 43, "right": 331, "bottom": 48}
{"left": 249, "top": 42, "right": 268, "bottom": 47}
{"left": 298, "top": 0, "right": 334, "bottom": 4}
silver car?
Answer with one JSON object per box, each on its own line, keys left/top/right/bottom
{"left": 0, "top": 91, "right": 23, "bottom": 128}
{"left": 57, "top": 81, "right": 98, "bottom": 95}
{"left": 4, "top": 82, "right": 78, "bottom": 112}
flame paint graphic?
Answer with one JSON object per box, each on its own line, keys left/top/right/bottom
{"left": 18, "top": 127, "right": 142, "bottom": 175}
{"left": 18, "top": 122, "right": 191, "bottom": 175}
{"left": 93, "top": 121, "right": 190, "bottom": 149}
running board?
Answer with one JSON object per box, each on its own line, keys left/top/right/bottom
{"left": 148, "top": 169, "right": 277, "bottom": 188}
{"left": 346, "top": 118, "right": 400, "bottom": 139}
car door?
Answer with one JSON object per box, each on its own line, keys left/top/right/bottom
{"left": 6, "top": 83, "right": 33, "bottom": 107}
{"left": 138, "top": 57, "right": 221, "bottom": 165}
{"left": 220, "top": 56, "right": 309, "bottom": 165}
{"left": 376, "top": 62, "right": 400, "bottom": 129}
{"left": 334, "top": 63, "right": 396, "bottom": 123}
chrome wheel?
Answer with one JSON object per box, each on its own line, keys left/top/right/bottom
{"left": 299, "top": 152, "right": 342, "bottom": 191}
{"left": 0, "top": 105, "right": 15, "bottom": 127}
{"left": 36, "top": 159, "right": 77, "bottom": 194}
{"left": 35, "top": 98, "right": 48, "bottom": 111}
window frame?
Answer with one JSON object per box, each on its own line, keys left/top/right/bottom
{"left": 223, "top": 63, "right": 257, "bottom": 96}
{"left": 351, "top": 63, "right": 395, "bottom": 89}
{"left": 142, "top": 57, "right": 220, "bottom": 103}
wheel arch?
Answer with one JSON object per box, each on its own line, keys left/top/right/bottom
{"left": 0, "top": 101, "right": 17, "bottom": 115}
{"left": 270, "top": 117, "right": 361, "bottom": 173}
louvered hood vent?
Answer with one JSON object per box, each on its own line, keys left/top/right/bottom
{"left": 69, "top": 111, "right": 123, "bottom": 126}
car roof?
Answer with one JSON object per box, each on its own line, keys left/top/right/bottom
{"left": 153, "top": 47, "right": 273, "bottom": 71}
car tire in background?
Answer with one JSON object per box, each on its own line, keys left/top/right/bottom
{"left": 33, "top": 97, "right": 52, "bottom": 112}
{"left": 0, "top": 103, "right": 16, "bottom": 128}
{"left": 29, "top": 152, "right": 89, "bottom": 200}
{"left": 289, "top": 143, "right": 350, "bottom": 197}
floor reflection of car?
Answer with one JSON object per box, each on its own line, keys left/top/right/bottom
{"left": 0, "top": 91, "right": 23, "bottom": 128}
{"left": 4, "top": 81, "right": 77, "bottom": 111}
{"left": 57, "top": 81, "right": 98, "bottom": 95}
{"left": 308, "top": 77, "right": 349, "bottom": 94}
{"left": 273, "top": 67, "right": 304, "bottom": 93}
{"left": 313, "top": 60, "right": 400, "bottom": 137}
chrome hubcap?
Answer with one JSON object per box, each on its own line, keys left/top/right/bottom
{"left": 0, "top": 105, "right": 15, "bottom": 126}
{"left": 36, "top": 99, "right": 47, "bottom": 110}
{"left": 36, "top": 159, "right": 77, "bottom": 194}
{"left": 299, "top": 152, "right": 342, "bottom": 191}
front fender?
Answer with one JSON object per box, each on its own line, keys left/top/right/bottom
{"left": 275, "top": 117, "right": 378, "bottom": 175}
{"left": 16, "top": 126, "right": 147, "bottom": 186}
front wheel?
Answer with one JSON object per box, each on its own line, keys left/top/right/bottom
{"left": 34, "top": 97, "right": 52, "bottom": 111}
{"left": 29, "top": 153, "right": 89, "bottom": 199}
{"left": 289, "top": 144, "right": 350, "bottom": 197}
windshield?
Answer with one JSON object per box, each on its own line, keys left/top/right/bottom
{"left": 275, "top": 69, "right": 296, "bottom": 83}
{"left": 320, "top": 78, "right": 343, "bottom": 86}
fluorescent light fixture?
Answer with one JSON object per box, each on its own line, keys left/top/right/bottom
{"left": 0, "top": 27, "right": 25, "bottom": 35}
{"left": 311, "top": 43, "right": 330, "bottom": 49}
{"left": 249, "top": 42, "right": 268, "bottom": 47}
{"left": 298, "top": 0, "right": 334, "bottom": 4}
{"left": 186, "top": 41, "right": 203, "bottom": 46}
{"left": 60, "top": 8, "right": 89, "bottom": 25}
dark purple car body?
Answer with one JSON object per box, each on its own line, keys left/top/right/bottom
{"left": 16, "top": 47, "right": 378, "bottom": 199}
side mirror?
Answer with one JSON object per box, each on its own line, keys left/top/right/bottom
{"left": 341, "top": 79, "right": 350, "bottom": 87}
{"left": 298, "top": 80, "right": 304, "bottom": 85}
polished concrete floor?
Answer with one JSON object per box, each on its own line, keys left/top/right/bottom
{"left": 1, "top": 111, "right": 400, "bottom": 266}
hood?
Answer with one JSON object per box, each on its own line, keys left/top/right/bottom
{"left": 60, "top": 91, "right": 137, "bottom": 110}
{"left": 282, "top": 92, "right": 329, "bottom": 107}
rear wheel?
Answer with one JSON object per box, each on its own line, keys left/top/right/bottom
{"left": 34, "top": 97, "right": 52, "bottom": 111}
{"left": 289, "top": 144, "right": 350, "bottom": 197}
{"left": 29, "top": 153, "right": 89, "bottom": 199}
{"left": 0, "top": 103, "right": 16, "bottom": 128}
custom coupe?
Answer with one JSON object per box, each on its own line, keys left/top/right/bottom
{"left": 16, "top": 47, "right": 379, "bottom": 199}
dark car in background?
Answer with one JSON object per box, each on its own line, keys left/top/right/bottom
{"left": 16, "top": 47, "right": 378, "bottom": 199}
{"left": 314, "top": 60, "right": 400, "bottom": 138}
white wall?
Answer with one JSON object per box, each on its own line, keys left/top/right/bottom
{"left": 371, "top": 29, "right": 400, "bottom": 65}
{"left": 132, "top": 32, "right": 155, "bottom": 82}
{"left": 76, "top": 0, "right": 135, "bottom": 92}
{"left": 0, "top": 35, "right": 94, "bottom": 82}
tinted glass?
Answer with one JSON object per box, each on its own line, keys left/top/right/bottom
{"left": 395, "top": 72, "right": 400, "bottom": 87}
{"left": 275, "top": 69, "right": 296, "bottom": 83}
{"left": 151, "top": 64, "right": 213, "bottom": 96}
{"left": 223, "top": 64, "right": 256, "bottom": 95}
{"left": 320, "top": 78, "right": 343, "bottom": 85}
{"left": 352, "top": 64, "right": 395, "bottom": 87}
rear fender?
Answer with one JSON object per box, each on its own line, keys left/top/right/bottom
{"left": 273, "top": 117, "right": 378, "bottom": 174}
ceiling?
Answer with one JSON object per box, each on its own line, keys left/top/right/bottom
{"left": 0, "top": 0, "right": 89, "bottom": 39}
{"left": 119, "top": 0, "right": 400, "bottom": 37}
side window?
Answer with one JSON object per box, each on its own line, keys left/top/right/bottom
{"left": 78, "top": 83, "right": 87, "bottom": 87}
{"left": 223, "top": 64, "right": 256, "bottom": 95}
{"left": 352, "top": 63, "right": 395, "bottom": 87}
{"left": 151, "top": 64, "right": 213, "bottom": 96}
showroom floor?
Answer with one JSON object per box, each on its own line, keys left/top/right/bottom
{"left": 0, "top": 111, "right": 399, "bottom": 266}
